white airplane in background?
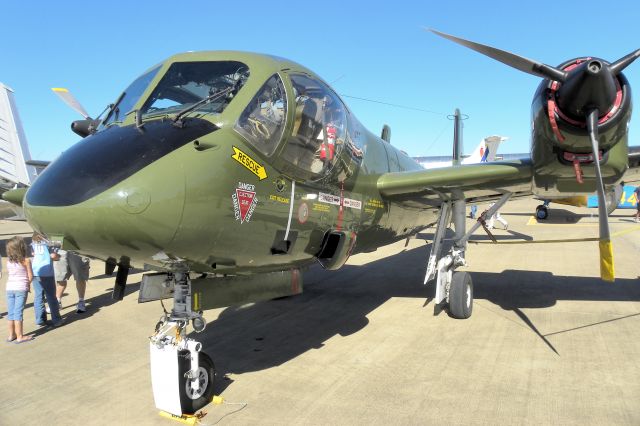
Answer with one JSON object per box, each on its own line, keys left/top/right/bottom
{"left": 414, "top": 135, "right": 509, "bottom": 169}
{"left": 0, "top": 82, "right": 41, "bottom": 219}
{"left": 413, "top": 133, "right": 509, "bottom": 220}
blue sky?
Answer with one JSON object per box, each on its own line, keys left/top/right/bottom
{"left": 2, "top": 0, "right": 640, "bottom": 161}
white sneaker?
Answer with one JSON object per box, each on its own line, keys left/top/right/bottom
{"left": 45, "top": 304, "right": 51, "bottom": 314}
{"left": 76, "top": 300, "right": 86, "bottom": 314}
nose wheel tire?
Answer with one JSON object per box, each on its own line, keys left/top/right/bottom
{"left": 179, "top": 351, "right": 216, "bottom": 414}
{"left": 192, "top": 317, "right": 206, "bottom": 333}
{"left": 536, "top": 205, "right": 549, "bottom": 220}
{"left": 448, "top": 271, "right": 473, "bottom": 319}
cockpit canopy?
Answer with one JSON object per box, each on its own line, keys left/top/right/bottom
{"left": 96, "top": 53, "right": 362, "bottom": 183}
{"left": 101, "top": 60, "right": 249, "bottom": 127}
{"left": 281, "top": 74, "right": 347, "bottom": 178}
{"left": 234, "top": 72, "right": 353, "bottom": 182}
{"left": 141, "top": 61, "right": 249, "bottom": 119}
{"left": 101, "top": 66, "right": 161, "bottom": 126}
{"left": 235, "top": 74, "right": 287, "bottom": 156}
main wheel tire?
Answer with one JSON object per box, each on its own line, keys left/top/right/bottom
{"left": 179, "top": 351, "right": 216, "bottom": 414}
{"left": 536, "top": 205, "right": 549, "bottom": 220}
{"left": 448, "top": 271, "right": 473, "bottom": 319}
{"left": 606, "top": 184, "right": 623, "bottom": 216}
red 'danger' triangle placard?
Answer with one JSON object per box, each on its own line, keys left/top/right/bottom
{"left": 236, "top": 188, "right": 256, "bottom": 223}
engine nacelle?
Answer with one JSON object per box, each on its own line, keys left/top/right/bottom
{"left": 530, "top": 58, "right": 632, "bottom": 198}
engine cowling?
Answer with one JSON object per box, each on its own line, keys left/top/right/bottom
{"left": 530, "top": 58, "right": 632, "bottom": 198}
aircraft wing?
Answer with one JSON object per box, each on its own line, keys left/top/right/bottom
{"left": 379, "top": 147, "right": 640, "bottom": 206}
{"left": 377, "top": 159, "right": 534, "bottom": 206}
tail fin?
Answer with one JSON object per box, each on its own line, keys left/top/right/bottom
{"left": 0, "top": 83, "right": 38, "bottom": 188}
{"left": 464, "top": 135, "right": 508, "bottom": 164}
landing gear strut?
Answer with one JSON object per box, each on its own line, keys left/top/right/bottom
{"left": 425, "top": 193, "right": 512, "bottom": 318}
{"left": 149, "top": 272, "right": 215, "bottom": 415}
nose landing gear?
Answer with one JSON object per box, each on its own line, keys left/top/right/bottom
{"left": 149, "top": 272, "right": 215, "bottom": 416}
{"left": 536, "top": 202, "right": 549, "bottom": 220}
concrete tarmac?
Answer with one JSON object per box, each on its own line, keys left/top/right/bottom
{"left": 1, "top": 198, "right": 640, "bottom": 425}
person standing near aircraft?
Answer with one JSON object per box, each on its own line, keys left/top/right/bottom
{"left": 634, "top": 186, "right": 640, "bottom": 222}
{"left": 54, "top": 250, "right": 90, "bottom": 313}
{"left": 31, "top": 233, "right": 63, "bottom": 327}
{"left": 5, "top": 236, "right": 33, "bottom": 343}
{"left": 486, "top": 202, "right": 509, "bottom": 230}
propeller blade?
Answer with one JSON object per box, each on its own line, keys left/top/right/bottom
{"left": 51, "top": 87, "right": 91, "bottom": 119}
{"left": 609, "top": 48, "right": 640, "bottom": 75}
{"left": 586, "top": 108, "right": 615, "bottom": 281}
{"left": 428, "top": 29, "right": 567, "bottom": 82}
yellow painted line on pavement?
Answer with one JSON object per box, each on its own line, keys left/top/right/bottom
{"left": 470, "top": 225, "right": 640, "bottom": 245}
{"left": 611, "top": 225, "right": 640, "bottom": 238}
{"left": 525, "top": 216, "right": 639, "bottom": 227}
{"left": 469, "top": 237, "right": 599, "bottom": 245}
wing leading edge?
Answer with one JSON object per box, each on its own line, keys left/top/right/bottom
{"left": 377, "top": 159, "right": 534, "bottom": 205}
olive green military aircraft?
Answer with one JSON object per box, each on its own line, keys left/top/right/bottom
{"left": 5, "top": 30, "right": 640, "bottom": 415}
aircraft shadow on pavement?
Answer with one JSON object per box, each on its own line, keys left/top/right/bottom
{"left": 503, "top": 208, "right": 636, "bottom": 223}
{"left": 418, "top": 230, "right": 533, "bottom": 242}
{"left": 474, "top": 269, "right": 640, "bottom": 354}
{"left": 505, "top": 208, "right": 589, "bottom": 224}
{"left": 17, "top": 282, "right": 141, "bottom": 339}
{"left": 192, "top": 242, "right": 640, "bottom": 394}
{"left": 90, "top": 268, "right": 144, "bottom": 280}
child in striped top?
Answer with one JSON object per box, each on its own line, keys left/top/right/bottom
{"left": 5, "top": 236, "right": 33, "bottom": 343}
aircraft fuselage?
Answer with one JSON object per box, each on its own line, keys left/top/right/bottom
{"left": 24, "top": 52, "right": 433, "bottom": 274}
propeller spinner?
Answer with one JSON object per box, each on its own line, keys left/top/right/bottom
{"left": 429, "top": 29, "right": 640, "bottom": 281}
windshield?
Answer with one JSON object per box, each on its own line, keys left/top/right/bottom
{"left": 140, "top": 61, "right": 249, "bottom": 119}
{"left": 235, "top": 74, "right": 287, "bottom": 156}
{"left": 102, "top": 65, "right": 161, "bottom": 126}
{"left": 280, "top": 74, "right": 347, "bottom": 178}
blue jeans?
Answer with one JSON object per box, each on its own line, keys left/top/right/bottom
{"left": 33, "top": 276, "right": 61, "bottom": 323}
{"left": 6, "top": 291, "right": 28, "bottom": 321}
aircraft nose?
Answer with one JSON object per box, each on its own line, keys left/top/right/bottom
{"left": 23, "top": 119, "right": 217, "bottom": 261}
{"left": 24, "top": 169, "right": 186, "bottom": 261}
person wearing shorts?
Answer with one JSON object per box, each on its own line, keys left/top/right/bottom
{"left": 31, "top": 233, "right": 63, "bottom": 326}
{"left": 54, "top": 250, "right": 90, "bottom": 313}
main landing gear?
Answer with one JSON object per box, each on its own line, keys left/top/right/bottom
{"left": 536, "top": 201, "right": 550, "bottom": 220}
{"left": 148, "top": 272, "right": 215, "bottom": 416}
{"left": 424, "top": 193, "right": 512, "bottom": 318}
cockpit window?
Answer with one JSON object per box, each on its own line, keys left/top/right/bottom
{"left": 281, "top": 74, "right": 347, "bottom": 178}
{"left": 141, "top": 61, "right": 249, "bottom": 119}
{"left": 234, "top": 74, "right": 287, "bottom": 156}
{"left": 102, "top": 65, "right": 161, "bottom": 126}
